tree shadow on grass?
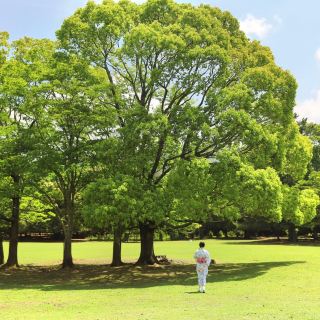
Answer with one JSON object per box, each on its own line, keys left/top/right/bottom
{"left": 224, "top": 238, "right": 320, "bottom": 247}
{"left": 0, "top": 260, "right": 305, "bottom": 291}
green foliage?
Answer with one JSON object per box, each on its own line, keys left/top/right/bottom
{"left": 279, "top": 122, "right": 313, "bottom": 180}
{"left": 206, "top": 150, "right": 283, "bottom": 223}
{"left": 0, "top": 31, "right": 9, "bottom": 65}
{"left": 0, "top": 175, "right": 11, "bottom": 232}
{"left": 299, "top": 120, "right": 320, "bottom": 172}
{"left": 299, "top": 189, "right": 320, "bottom": 223}
{"left": 236, "top": 165, "right": 283, "bottom": 222}
{"left": 55, "top": 0, "right": 301, "bottom": 232}
{"left": 282, "top": 185, "right": 319, "bottom": 226}
{"left": 166, "top": 158, "right": 211, "bottom": 221}
{"left": 82, "top": 175, "right": 138, "bottom": 229}
{"left": 19, "top": 196, "right": 55, "bottom": 233}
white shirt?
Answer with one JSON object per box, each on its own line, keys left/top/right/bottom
{"left": 194, "top": 248, "right": 211, "bottom": 267}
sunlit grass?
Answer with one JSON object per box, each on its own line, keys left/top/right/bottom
{"left": 1, "top": 239, "right": 320, "bottom": 320}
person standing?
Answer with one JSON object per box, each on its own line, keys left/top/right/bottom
{"left": 194, "top": 242, "right": 211, "bottom": 293}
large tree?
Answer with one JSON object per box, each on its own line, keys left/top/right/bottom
{"left": 298, "top": 120, "right": 320, "bottom": 239}
{"left": 282, "top": 186, "right": 319, "bottom": 241}
{"left": 277, "top": 122, "right": 316, "bottom": 241}
{"left": 57, "top": 0, "right": 300, "bottom": 264}
{"left": 0, "top": 35, "right": 43, "bottom": 267}
{"left": 82, "top": 175, "right": 138, "bottom": 266}
{"left": 30, "top": 46, "right": 116, "bottom": 268}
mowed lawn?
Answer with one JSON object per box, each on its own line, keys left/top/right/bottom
{"left": 1, "top": 240, "right": 320, "bottom": 320}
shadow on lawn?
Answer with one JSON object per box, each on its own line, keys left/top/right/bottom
{"left": 224, "top": 238, "right": 320, "bottom": 247}
{"left": 0, "top": 260, "right": 305, "bottom": 291}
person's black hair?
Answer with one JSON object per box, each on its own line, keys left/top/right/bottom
{"left": 199, "top": 242, "right": 205, "bottom": 248}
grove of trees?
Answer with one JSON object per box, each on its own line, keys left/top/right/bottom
{"left": 1, "top": 0, "right": 320, "bottom": 268}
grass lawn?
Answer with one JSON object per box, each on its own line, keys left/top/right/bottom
{"left": 1, "top": 239, "right": 320, "bottom": 320}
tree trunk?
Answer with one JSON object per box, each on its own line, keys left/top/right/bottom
{"left": 0, "top": 235, "right": 4, "bottom": 265}
{"left": 62, "top": 224, "right": 74, "bottom": 268}
{"left": 312, "top": 229, "right": 318, "bottom": 241}
{"left": 136, "top": 223, "right": 158, "bottom": 265}
{"left": 111, "top": 227, "right": 123, "bottom": 266}
{"left": 288, "top": 223, "right": 298, "bottom": 242}
{"left": 5, "top": 175, "right": 21, "bottom": 268}
{"left": 61, "top": 190, "right": 75, "bottom": 268}
{"left": 244, "top": 229, "right": 254, "bottom": 240}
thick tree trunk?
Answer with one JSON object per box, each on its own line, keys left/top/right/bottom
{"left": 244, "top": 229, "right": 255, "bottom": 240}
{"left": 62, "top": 225, "right": 74, "bottom": 268}
{"left": 61, "top": 191, "right": 75, "bottom": 268}
{"left": 5, "top": 175, "right": 21, "bottom": 268}
{"left": 136, "top": 223, "right": 158, "bottom": 265}
{"left": 111, "top": 227, "right": 123, "bottom": 266}
{"left": 0, "top": 235, "right": 4, "bottom": 265}
{"left": 288, "top": 223, "right": 298, "bottom": 242}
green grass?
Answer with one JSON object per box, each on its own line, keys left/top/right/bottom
{"left": 1, "top": 239, "right": 320, "bottom": 319}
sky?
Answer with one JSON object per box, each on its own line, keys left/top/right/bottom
{"left": 0, "top": 0, "right": 320, "bottom": 122}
